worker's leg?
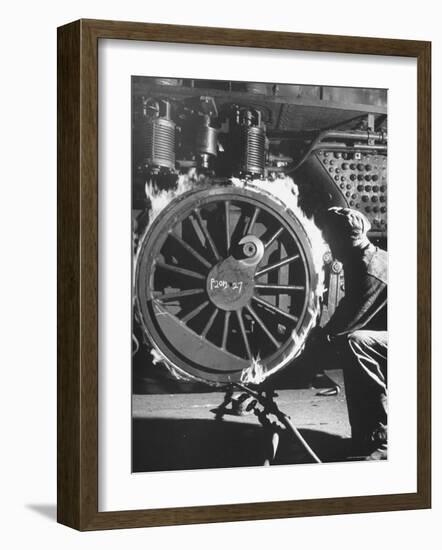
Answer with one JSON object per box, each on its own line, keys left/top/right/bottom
{"left": 342, "top": 330, "right": 388, "bottom": 453}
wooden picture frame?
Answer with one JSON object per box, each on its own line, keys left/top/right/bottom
{"left": 57, "top": 18, "right": 431, "bottom": 530}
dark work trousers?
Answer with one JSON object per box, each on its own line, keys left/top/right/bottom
{"left": 336, "top": 330, "right": 388, "bottom": 442}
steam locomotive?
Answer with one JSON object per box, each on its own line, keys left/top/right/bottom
{"left": 132, "top": 77, "right": 387, "bottom": 386}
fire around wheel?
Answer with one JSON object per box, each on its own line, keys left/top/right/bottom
{"left": 135, "top": 184, "right": 322, "bottom": 385}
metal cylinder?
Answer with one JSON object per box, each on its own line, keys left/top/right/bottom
{"left": 196, "top": 123, "right": 217, "bottom": 157}
{"left": 144, "top": 116, "right": 176, "bottom": 171}
{"left": 195, "top": 117, "right": 218, "bottom": 170}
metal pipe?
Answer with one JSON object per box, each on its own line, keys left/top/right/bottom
{"left": 310, "top": 142, "right": 387, "bottom": 153}
{"left": 268, "top": 129, "right": 387, "bottom": 142}
{"left": 319, "top": 129, "right": 386, "bottom": 142}
{"left": 286, "top": 129, "right": 388, "bottom": 173}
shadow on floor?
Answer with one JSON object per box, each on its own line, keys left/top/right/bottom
{"left": 25, "top": 504, "right": 57, "bottom": 521}
{"left": 276, "top": 428, "right": 356, "bottom": 465}
{"left": 132, "top": 417, "right": 355, "bottom": 473}
{"left": 132, "top": 360, "right": 340, "bottom": 395}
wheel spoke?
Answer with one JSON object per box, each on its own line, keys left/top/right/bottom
{"left": 252, "top": 295, "right": 299, "bottom": 323}
{"left": 194, "top": 209, "right": 221, "bottom": 261}
{"left": 264, "top": 227, "right": 284, "bottom": 249}
{"left": 156, "top": 261, "right": 206, "bottom": 280}
{"left": 225, "top": 200, "right": 231, "bottom": 254}
{"left": 169, "top": 232, "right": 212, "bottom": 269}
{"left": 255, "top": 254, "right": 300, "bottom": 278}
{"left": 221, "top": 311, "right": 231, "bottom": 350}
{"left": 246, "top": 206, "right": 260, "bottom": 235}
{"left": 181, "top": 300, "right": 209, "bottom": 323}
{"left": 157, "top": 288, "right": 205, "bottom": 302}
{"left": 231, "top": 204, "right": 248, "bottom": 245}
{"left": 245, "top": 304, "right": 279, "bottom": 348}
{"left": 188, "top": 214, "right": 206, "bottom": 248}
{"left": 236, "top": 309, "right": 252, "bottom": 360}
{"left": 201, "top": 308, "right": 218, "bottom": 338}
{"left": 255, "top": 283, "right": 305, "bottom": 292}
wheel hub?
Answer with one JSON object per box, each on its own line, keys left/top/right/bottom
{"left": 206, "top": 258, "right": 254, "bottom": 311}
{"left": 206, "top": 235, "right": 264, "bottom": 311}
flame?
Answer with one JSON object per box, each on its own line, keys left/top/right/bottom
{"left": 150, "top": 347, "right": 166, "bottom": 366}
{"left": 144, "top": 170, "right": 203, "bottom": 223}
{"left": 139, "top": 172, "right": 327, "bottom": 385}
{"left": 240, "top": 356, "right": 266, "bottom": 384}
{"left": 149, "top": 346, "right": 202, "bottom": 383}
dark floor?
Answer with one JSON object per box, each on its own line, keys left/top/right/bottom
{"left": 132, "top": 368, "right": 356, "bottom": 472}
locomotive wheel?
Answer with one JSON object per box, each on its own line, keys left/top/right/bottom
{"left": 135, "top": 185, "right": 320, "bottom": 385}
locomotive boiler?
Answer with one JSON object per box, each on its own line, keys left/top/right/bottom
{"left": 132, "top": 78, "right": 388, "bottom": 387}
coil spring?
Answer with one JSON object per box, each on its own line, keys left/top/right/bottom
{"left": 240, "top": 126, "right": 265, "bottom": 175}
{"left": 145, "top": 117, "right": 176, "bottom": 171}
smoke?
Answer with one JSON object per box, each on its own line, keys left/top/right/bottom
{"left": 138, "top": 172, "right": 326, "bottom": 385}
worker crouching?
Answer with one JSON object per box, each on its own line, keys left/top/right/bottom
{"left": 318, "top": 207, "right": 388, "bottom": 460}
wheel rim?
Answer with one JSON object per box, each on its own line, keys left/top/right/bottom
{"left": 135, "top": 185, "right": 319, "bottom": 385}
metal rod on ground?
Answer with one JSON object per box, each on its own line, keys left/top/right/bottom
{"left": 278, "top": 412, "right": 322, "bottom": 464}
{"left": 234, "top": 382, "right": 322, "bottom": 464}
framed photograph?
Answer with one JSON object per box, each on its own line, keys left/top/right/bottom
{"left": 57, "top": 19, "right": 431, "bottom": 530}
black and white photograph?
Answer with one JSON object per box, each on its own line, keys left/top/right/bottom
{"left": 131, "top": 76, "right": 388, "bottom": 472}
{"left": 1, "top": 0, "right": 437, "bottom": 542}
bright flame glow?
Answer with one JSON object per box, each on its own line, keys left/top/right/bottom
{"left": 145, "top": 170, "right": 205, "bottom": 223}
{"left": 139, "top": 172, "right": 327, "bottom": 385}
{"left": 240, "top": 356, "right": 266, "bottom": 385}
{"left": 149, "top": 346, "right": 202, "bottom": 383}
